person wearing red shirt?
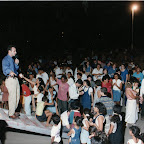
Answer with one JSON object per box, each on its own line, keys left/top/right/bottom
{"left": 102, "top": 75, "right": 113, "bottom": 99}
{"left": 21, "top": 80, "right": 32, "bottom": 116}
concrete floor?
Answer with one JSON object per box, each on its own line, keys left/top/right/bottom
{"left": 5, "top": 130, "right": 68, "bottom": 144}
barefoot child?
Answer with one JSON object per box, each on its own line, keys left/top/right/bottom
{"left": 36, "top": 96, "right": 52, "bottom": 127}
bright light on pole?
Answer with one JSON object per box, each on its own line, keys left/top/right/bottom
{"left": 131, "top": 4, "right": 138, "bottom": 50}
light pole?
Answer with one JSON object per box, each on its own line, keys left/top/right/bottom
{"left": 131, "top": 5, "right": 138, "bottom": 50}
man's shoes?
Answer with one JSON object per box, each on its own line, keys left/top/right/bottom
{"left": 9, "top": 115, "right": 18, "bottom": 119}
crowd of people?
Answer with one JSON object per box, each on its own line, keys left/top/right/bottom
{"left": 0, "top": 45, "right": 144, "bottom": 144}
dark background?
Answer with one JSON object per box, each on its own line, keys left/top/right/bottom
{"left": 0, "top": 2, "right": 144, "bottom": 62}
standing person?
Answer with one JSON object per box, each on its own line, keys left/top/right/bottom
{"left": 108, "top": 63, "right": 117, "bottom": 78}
{"left": 92, "top": 64, "right": 103, "bottom": 81}
{"left": 87, "top": 75, "right": 96, "bottom": 89}
{"left": 108, "top": 115, "right": 123, "bottom": 144}
{"left": 120, "top": 64, "right": 128, "bottom": 90}
{"left": 80, "top": 108, "right": 91, "bottom": 144}
{"left": 0, "top": 79, "right": 9, "bottom": 109}
{"left": 49, "top": 72, "right": 58, "bottom": 93}
{"left": 28, "top": 72, "right": 36, "bottom": 94}
{"left": 56, "top": 75, "right": 69, "bottom": 114}
{"left": 133, "top": 66, "right": 143, "bottom": 84}
{"left": 38, "top": 68, "right": 49, "bottom": 85}
{"left": 2, "top": 45, "right": 20, "bottom": 119}
{"left": 90, "top": 102, "right": 107, "bottom": 132}
{"left": 21, "top": 80, "right": 32, "bottom": 116}
{"left": 112, "top": 73, "right": 122, "bottom": 105}
{"left": 68, "top": 79, "right": 83, "bottom": 103}
{"left": 140, "top": 79, "right": 144, "bottom": 120}
{"left": 84, "top": 61, "right": 92, "bottom": 76}
{"left": 93, "top": 80, "right": 101, "bottom": 108}
{"left": 125, "top": 82, "right": 139, "bottom": 125}
{"left": 81, "top": 80, "right": 94, "bottom": 110}
{"left": 67, "top": 72, "right": 74, "bottom": 87}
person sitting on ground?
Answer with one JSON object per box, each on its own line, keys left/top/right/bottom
{"left": 45, "top": 85, "right": 58, "bottom": 115}
{"left": 35, "top": 96, "right": 53, "bottom": 127}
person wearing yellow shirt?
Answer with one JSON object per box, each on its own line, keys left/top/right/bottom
{"left": 36, "top": 96, "right": 53, "bottom": 127}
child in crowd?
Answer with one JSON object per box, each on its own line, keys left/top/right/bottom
{"left": 0, "top": 79, "right": 9, "bottom": 109}
{"left": 21, "top": 80, "right": 32, "bottom": 116}
{"left": 35, "top": 96, "right": 52, "bottom": 127}
{"left": 67, "top": 116, "right": 83, "bottom": 144}
{"left": 69, "top": 101, "right": 81, "bottom": 125}
{"left": 127, "top": 126, "right": 143, "bottom": 144}
{"left": 108, "top": 115, "right": 123, "bottom": 144}
{"left": 80, "top": 108, "right": 91, "bottom": 144}
{"left": 51, "top": 114, "right": 62, "bottom": 144}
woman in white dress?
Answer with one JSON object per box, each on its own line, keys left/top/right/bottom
{"left": 125, "top": 82, "right": 139, "bottom": 125}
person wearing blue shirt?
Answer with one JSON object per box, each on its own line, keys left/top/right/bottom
{"left": 133, "top": 66, "right": 143, "bottom": 84}
{"left": 2, "top": 45, "right": 20, "bottom": 119}
{"left": 108, "top": 63, "right": 117, "bottom": 78}
{"left": 103, "top": 61, "right": 112, "bottom": 71}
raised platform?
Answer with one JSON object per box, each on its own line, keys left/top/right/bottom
{"left": 0, "top": 108, "right": 68, "bottom": 139}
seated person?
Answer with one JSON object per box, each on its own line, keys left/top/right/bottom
{"left": 35, "top": 96, "right": 53, "bottom": 127}
{"left": 46, "top": 85, "right": 57, "bottom": 114}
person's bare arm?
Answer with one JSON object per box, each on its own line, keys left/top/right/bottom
{"left": 97, "top": 90, "right": 101, "bottom": 98}
{"left": 97, "top": 116, "right": 104, "bottom": 131}
{"left": 67, "top": 129, "right": 74, "bottom": 136}
{"left": 20, "top": 74, "right": 36, "bottom": 85}
{"left": 91, "top": 92, "right": 94, "bottom": 106}
{"left": 51, "top": 136, "right": 55, "bottom": 144}
{"left": 107, "top": 124, "right": 114, "bottom": 136}
{"left": 83, "top": 120, "right": 89, "bottom": 131}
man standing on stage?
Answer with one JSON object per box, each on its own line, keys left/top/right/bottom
{"left": 2, "top": 45, "right": 20, "bottom": 119}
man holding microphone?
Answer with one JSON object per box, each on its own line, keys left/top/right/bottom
{"left": 2, "top": 45, "right": 20, "bottom": 119}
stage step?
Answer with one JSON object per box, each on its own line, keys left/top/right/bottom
{"left": 0, "top": 108, "right": 68, "bottom": 139}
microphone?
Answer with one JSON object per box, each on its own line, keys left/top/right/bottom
{"left": 15, "top": 54, "right": 19, "bottom": 59}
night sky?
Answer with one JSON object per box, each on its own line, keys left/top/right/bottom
{"left": 0, "top": 2, "right": 144, "bottom": 59}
